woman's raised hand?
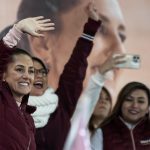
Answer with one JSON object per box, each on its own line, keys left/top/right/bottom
{"left": 15, "top": 16, "right": 55, "bottom": 37}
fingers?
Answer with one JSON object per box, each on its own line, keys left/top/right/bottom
{"left": 113, "top": 54, "right": 126, "bottom": 65}
{"left": 41, "top": 22, "right": 55, "bottom": 27}
{"left": 115, "top": 59, "right": 126, "bottom": 65}
{"left": 37, "top": 27, "right": 55, "bottom": 32}
{"left": 33, "top": 27, "right": 54, "bottom": 38}
{"left": 34, "top": 17, "right": 53, "bottom": 25}
{"left": 113, "top": 54, "right": 126, "bottom": 59}
{"left": 97, "top": 54, "right": 126, "bottom": 74}
{"left": 30, "top": 16, "right": 55, "bottom": 36}
{"left": 34, "top": 16, "right": 44, "bottom": 20}
{"left": 91, "top": 54, "right": 130, "bottom": 76}
{"left": 37, "top": 19, "right": 52, "bottom": 24}
{"left": 35, "top": 24, "right": 55, "bottom": 33}
{"left": 111, "top": 54, "right": 130, "bottom": 70}
{"left": 86, "top": 1, "right": 99, "bottom": 21}
{"left": 35, "top": 17, "right": 55, "bottom": 32}
{"left": 16, "top": 16, "right": 55, "bottom": 37}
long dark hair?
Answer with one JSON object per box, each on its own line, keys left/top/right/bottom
{"left": 17, "top": 0, "right": 81, "bottom": 34}
{"left": 100, "top": 81, "right": 150, "bottom": 128}
{"left": 12, "top": 0, "right": 81, "bottom": 52}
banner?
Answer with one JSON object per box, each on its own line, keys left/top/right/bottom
{"left": 1, "top": 0, "right": 150, "bottom": 102}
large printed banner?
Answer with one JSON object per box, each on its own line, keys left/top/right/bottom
{"left": 1, "top": 0, "right": 150, "bottom": 103}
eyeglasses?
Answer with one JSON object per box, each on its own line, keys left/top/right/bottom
{"left": 34, "top": 69, "right": 48, "bottom": 77}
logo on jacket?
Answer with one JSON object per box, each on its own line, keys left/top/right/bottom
{"left": 140, "top": 138, "right": 150, "bottom": 145}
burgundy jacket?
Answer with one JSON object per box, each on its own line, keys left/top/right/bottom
{"left": 0, "top": 41, "right": 36, "bottom": 150}
{"left": 35, "top": 19, "right": 101, "bottom": 150}
{"left": 102, "top": 117, "right": 150, "bottom": 150}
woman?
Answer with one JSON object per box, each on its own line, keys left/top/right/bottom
{"left": 5, "top": 5, "right": 102, "bottom": 150}
{"left": 64, "top": 53, "right": 127, "bottom": 150}
{"left": 11, "top": 4, "right": 101, "bottom": 150}
{"left": 89, "top": 87, "right": 112, "bottom": 150}
{"left": 28, "top": 57, "right": 58, "bottom": 128}
{"left": 96, "top": 81, "right": 150, "bottom": 150}
{"left": 14, "top": 0, "right": 127, "bottom": 92}
{"left": 89, "top": 87, "right": 112, "bottom": 134}
{"left": 0, "top": 16, "right": 54, "bottom": 149}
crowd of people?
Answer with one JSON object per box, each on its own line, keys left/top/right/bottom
{"left": 0, "top": 0, "right": 150, "bottom": 150}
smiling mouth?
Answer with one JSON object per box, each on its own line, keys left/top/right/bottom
{"left": 19, "top": 82, "right": 29, "bottom": 86}
{"left": 98, "top": 105, "right": 107, "bottom": 109}
{"left": 128, "top": 110, "right": 139, "bottom": 115}
{"left": 33, "top": 81, "right": 43, "bottom": 89}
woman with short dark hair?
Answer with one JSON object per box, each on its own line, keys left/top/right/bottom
{"left": 0, "top": 16, "right": 54, "bottom": 149}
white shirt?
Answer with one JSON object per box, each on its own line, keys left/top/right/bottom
{"left": 64, "top": 72, "right": 105, "bottom": 150}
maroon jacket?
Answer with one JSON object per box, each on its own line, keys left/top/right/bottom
{"left": 102, "top": 117, "right": 150, "bottom": 150}
{"left": 35, "top": 19, "right": 101, "bottom": 150}
{"left": 0, "top": 41, "right": 36, "bottom": 150}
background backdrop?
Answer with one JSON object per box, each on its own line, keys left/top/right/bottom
{"left": 1, "top": 0, "right": 150, "bottom": 103}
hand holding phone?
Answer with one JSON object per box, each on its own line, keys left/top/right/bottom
{"left": 113, "top": 54, "right": 141, "bottom": 69}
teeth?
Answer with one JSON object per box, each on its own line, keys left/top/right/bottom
{"left": 19, "top": 83, "right": 29, "bottom": 86}
{"left": 34, "top": 81, "right": 43, "bottom": 88}
{"left": 129, "top": 110, "right": 138, "bottom": 114}
{"left": 34, "top": 81, "right": 42, "bottom": 84}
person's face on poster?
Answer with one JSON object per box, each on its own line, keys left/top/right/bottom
{"left": 27, "top": 0, "right": 126, "bottom": 96}
{"left": 87, "top": 0, "right": 126, "bottom": 95}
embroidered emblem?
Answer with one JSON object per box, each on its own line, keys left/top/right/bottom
{"left": 140, "top": 138, "right": 150, "bottom": 145}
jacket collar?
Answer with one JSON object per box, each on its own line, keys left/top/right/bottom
{"left": 1, "top": 81, "right": 36, "bottom": 114}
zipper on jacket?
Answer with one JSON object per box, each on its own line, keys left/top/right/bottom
{"left": 130, "top": 129, "right": 136, "bottom": 150}
{"left": 27, "top": 137, "right": 31, "bottom": 150}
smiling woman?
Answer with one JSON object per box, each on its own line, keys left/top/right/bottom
{"left": 0, "top": 16, "right": 54, "bottom": 150}
{"left": 30, "top": 57, "right": 49, "bottom": 96}
{"left": 3, "top": 51, "right": 34, "bottom": 100}
{"left": 96, "top": 81, "right": 150, "bottom": 150}
{"left": 14, "top": 0, "right": 127, "bottom": 100}
{"left": 89, "top": 87, "right": 112, "bottom": 135}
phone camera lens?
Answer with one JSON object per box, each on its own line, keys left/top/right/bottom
{"left": 133, "top": 56, "right": 139, "bottom": 63}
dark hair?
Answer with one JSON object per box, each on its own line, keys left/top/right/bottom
{"left": 17, "top": 0, "right": 81, "bottom": 34}
{"left": 89, "top": 87, "right": 112, "bottom": 134}
{"left": 102, "top": 87, "right": 112, "bottom": 104}
{"left": 8, "top": 47, "right": 32, "bottom": 63}
{"left": 12, "top": 47, "right": 32, "bottom": 58}
{"left": 0, "top": 0, "right": 82, "bottom": 51}
{"left": 4, "top": 47, "right": 33, "bottom": 72}
{"left": 32, "top": 57, "right": 49, "bottom": 74}
{"left": 101, "top": 81, "right": 150, "bottom": 127}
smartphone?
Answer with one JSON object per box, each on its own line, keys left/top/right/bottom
{"left": 113, "top": 54, "right": 141, "bottom": 69}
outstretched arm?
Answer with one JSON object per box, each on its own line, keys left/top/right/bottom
{"left": 64, "top": 54, "right": 127, "bottom": 150}
{"left": 0, "top": 16, "right": 54, "bottom": 82}
{"left": 55, "top": 4, "right": 102, "bottom": 118}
